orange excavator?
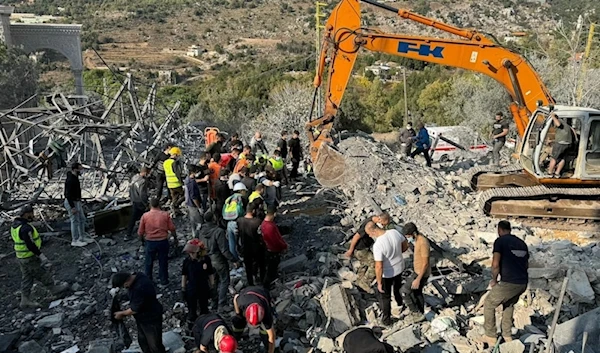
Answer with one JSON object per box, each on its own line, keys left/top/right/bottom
{"left": 307, "top": 0, "right": 600, "bottom": 223}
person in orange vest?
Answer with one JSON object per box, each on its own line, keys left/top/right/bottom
{"left": 163, "top": 147, "right": 184, "bottom": 216}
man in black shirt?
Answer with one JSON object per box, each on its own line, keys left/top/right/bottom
{"left": 206, "top": 133, "right": 225, "bottom": 155}
{"left": 151, "top": 144, "right": 173, "bottom": 201}
{"left": 64, "top": 162, "right": 91, "bottom": 247}
{"left": 343, "top": 213, "right": 391, "bottom": 293}
{"left": 288, "top": 130, "right": 303, "bottom": 179}
{"left": 195, "top": 152, "right": 211, "bottom": 213}
{"left": 342, "top": 328, "right": 394, "bottom": 353}
{"left": 192, "top": 313, "right": 238, "bottom": 353}
{"left": 490, "top": 112, "right": 509, "bottom": 166}
{"left": 233, "top": 286, "right": 276, "bottom": 353}
{"left": 482, "top": 220, "right": 529, "bottom": 346}
{"left": 237, "top": 203, "right": 265, "bottom": 286}
{"left": 112, "top": 272, "right": 165, "bottom": 353}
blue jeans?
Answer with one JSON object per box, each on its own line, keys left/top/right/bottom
{"left": 226, "top": 221, "right": 239, "bottom": 261}
{"left": 213, "top": 262, "right": 230, "bottom": 307}
{"left": 64, "top": 200, "right": 86, "bottom": 242}
{"left": 145, "top": 239, "right": 169, "bottom": 285}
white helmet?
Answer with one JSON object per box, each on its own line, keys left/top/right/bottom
{"left": 233, "top": 183, "right": 247, "bottom": 192}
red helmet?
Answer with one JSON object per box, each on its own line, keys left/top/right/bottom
{"left": 219, "top": 335, "right": 238, "bottom": 353}
{"left": 245, "top": 303, "right": 265, "bottom": 326}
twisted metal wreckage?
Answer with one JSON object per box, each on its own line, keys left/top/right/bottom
{"left": 0, "top": 74, "right": 202, "bottom": 215}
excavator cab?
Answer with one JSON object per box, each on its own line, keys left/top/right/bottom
{"left": 520, "top": 106, "right": 600, "bottom": 181}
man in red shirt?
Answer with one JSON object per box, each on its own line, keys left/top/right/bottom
{"left": 260, "top": 207, "right": 288, "bottom": 289}
{"left": 138, "top": 198, "right": 178, "bottom": 287}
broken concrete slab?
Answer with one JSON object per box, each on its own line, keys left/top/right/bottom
{"left": 519, "top": 333, "right": 545, "bottom": 345}
{"left": 499, "top": 340, "right": 525, "bottom": 353}
{"left": 162, "top": 331, "right": 185, "bottom": 353}
{"left": 319, "top": 284, "right": 361, "bottom": 337}
{"left": 553, "top": 307, "right": 600, "bottom": 353}
{"left": 567, "top": 268, "right": 595, "bottom": 304}
{"left": 280, "top": 254, "right": 308, "bottom": 272}
{"left": 18, "top": 340, "right": 48, "bottom": 353}
{"left": 528, "top": 267, "right": 564, "bottom": 279}
{"left": 37, "top": 313, "right": 64, "bottom": 328}
{"left": 0, "top": 332, "right": 20, "bottom": 352}
{"left": 316, "top": 336, "right": 335, "bottom": 353}
{"left": 86, "top": 339, "right": 114, "bottom": 353}
{"left": 385, "top": 325, "right": 423, "bottom": 351}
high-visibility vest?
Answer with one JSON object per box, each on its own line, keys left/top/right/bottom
{"left": 249, "top": 191, "right": 263, "bottom": 203}
{"left": 163, "top": 158, "right": 182, "bottom": 188}
{"left": 269, "top": 157, "right": 284, "bottom": 171}
{"left": 11, "top": 223, "right": 41, "bottom": 259}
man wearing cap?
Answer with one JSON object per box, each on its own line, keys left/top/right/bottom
{"left": 163, "top": 147, "right": 185, "bottom": 216}
{"left": 203, "top": 211, "right": 240, "bottom": 311}
{"left": 223, "top": 183, "right": 248, "bottom": 260}
{"left": 491, "top": 112, "right": 509, "bottom": 166}
{"left": 12, "top": 205, "right": 69, "bottom": 308}
{"left": 64, "top": 162, "right": 92, "bottom": 247}
{"left": 112, "top": 272, "right": 166, "bottom": 353}
{"left": 138, "top": 198, "right": 177, "bottom": 287}
{"left": 233, "top": 285, "right": 276, "bottom": 353}
{"left": 182, "top": 239, "right": 214, "bottom": 328}
{"left": 192, "top": 313, "right": 238, "bottom": 353}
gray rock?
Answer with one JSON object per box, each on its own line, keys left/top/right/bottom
{"left": 319, "top": 284, "right": 361, "bottom": 337}
{"left": 553, "top": 307, "right": 600, "bottom": 352}
{"left": 499, "top": 340, "right": 525, "bottom": 353}
{"left": 385, "top": 325, "right": 423, "bottom": 351}
{"left": 519, "top": 333, "right": 546, "bottom": 345}
{"left": 18, "top": 341, "right": 47, "bottom": 353}
{"left": 316, "top": 336, "right": 335, "bottom": 353}
{"left": 37, "top": 313, "right": 64, "bottom": 328}
{"left": 528, "top": 268, "right": 563, "bottom": 280}
{"left": 0, "top": 332, "right": 20, "bottom": 352}
{"left": 280, "top": 254, "right": 308, "bottom": 272}
{"left": 162, "top": 331, "right": 185, "bottom": 353}
{"left": 87, "top": 339, "right": 115, "bottom": 353}
{"left": 567, "top": 269, "right": 595, "bottom": 304}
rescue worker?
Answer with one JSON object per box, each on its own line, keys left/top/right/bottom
{"left": 233, "top": 286, "right": 276, "bottom": 353}
{"left": 400, "top": 222, "right": 430, "bottom": 323}
{"left": 288, "top": 130, "right": 303, "bottom": 180}
{"left": 152, "top": 143, "right": 173, "bottom": 201}
{"left": 249, "top": 184, "right": 266, "bottom": 220}
{"left": 196, "top": 152, "right": 211, "bottom": 212}
{"left": 126, "top": 166, "right": 149, "bottom": 241}
{"left": 250, "top": 131, "right": 269, "bottom": 155}
{"left": 12, "top": 205, "right": 69, "bottom": 309}
{"left": 276, "top": 131, "right": 289, "bottom": 184}
{"left": 112, "top": 272, "right": 166, "bottom": 353}
{"left": 234, "top": 146, "right": 253, "bottom": 173}
{"left": 223, "top": 183, "right": 248, "bottom": 261}
{"left": 163, "top": 147, "right": 185, "bottom": 216}
{"left": 192, "top": 313, "right": 238, "bottom": 353}
{"left": 240, "top": 166, "right": 256, "bottom": 192}
{"left": 409, "top": 122, "right": 432, "bottom": 167}
{"left": 490, "top": 112, "right": 509, "bottom": 166}
{"left": 225, "top": 132, "right": 244, "bottom": 152}
{"left": 181, "top": 239, "right": 214, "bottom": 328}
{"left": 342, "top": 327, "right": 395, "bottom": 353}
{"left": 257, "top": 172, "right": 280, "bottom": 210}
{"left": 208, "top": 153, "right": 222, "bottom": 202}
{"left": 399, "top": 122, "right": 416, "bottom": 156}
{"left": 226, "top": 148, "right": 241, "bottom": 174}
{"left": 185, "top": 166, "right": 203, "bottom": 238}
{"left": 214, "top": 169, "right": 232, "bottom": 227}
{"left": 548, "top": 113, "right": 573, "bottom": 178}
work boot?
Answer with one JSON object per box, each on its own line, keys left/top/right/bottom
{"left": 479, "top": 335, "right": 497, "bottom": 347}
{"left": 49, "top": 283, "right": 70, "bottom": 296}
{"left": 20, "top": 295, "right": 41, "bottom": 309}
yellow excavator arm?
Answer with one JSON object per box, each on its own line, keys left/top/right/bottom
{"left": 307, "top": 0, "right": 554, "bottom": 187}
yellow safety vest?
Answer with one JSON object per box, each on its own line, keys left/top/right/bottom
{"left": 163, "top": 158, "right": 182, "bottom": 188}
{"left": 249, "top": 191, "right": 263, "bottom": 203}
{"left": 11, "top": 223, "right": 41, "bottom": 259}
{"left": 269, "top": 158, "right": 284, "bottom": 171}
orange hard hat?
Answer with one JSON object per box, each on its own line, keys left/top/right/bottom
{"left": 219, "top": 335, "right": 238, "bottom": 353}
{"left": 245, "top": 303, "right": 265, "bottom": 326}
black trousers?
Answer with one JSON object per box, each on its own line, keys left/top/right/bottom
{"left": 155, "top": 173, "right": 166, "bottom": 200}
{"left": 290, "top": 157, "right": 300, "bottom": 178}
{"left": 127, "top": 202, "right": 146, "bottom": 237}
{"left": 378, "top": 273, "right": 403, "bottom": 321}
{"left": 136, "top": 319, "right": 166, "bottom": 353}
{"left": 264, "top": 251, "right": 281, "bottom": 289}
{"left": 400, "top": 273, "right": 428, "bottom": 313}
{"left": 410, "top": 147, "right": 432, "bottom": 167}
{"left": 244, "top": 247, "right": 266, "bottom": 286}
{"left": 186, "top": 289, "right": 210, "bottom": 325}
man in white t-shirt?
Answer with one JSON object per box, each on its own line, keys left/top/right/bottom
{"left": 368, "top": 222, "right": 408, "bottom": 326}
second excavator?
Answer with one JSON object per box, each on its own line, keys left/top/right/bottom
{"left": 307, "top": 0, "right": 600, "bottom": 223}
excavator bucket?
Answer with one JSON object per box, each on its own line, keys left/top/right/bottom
{"left": 313, "top": 142, "right": 347, "bottom": 188}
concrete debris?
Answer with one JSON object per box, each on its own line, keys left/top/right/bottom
{"left": 319, "top": 284, "right": 361, "bottom": 337}
{"left": 18, "top": 340, "right": 48, "bottom": 353}
{"left": 316, "top": 336, "right": 335, "bottom": 353}
{"left": 280, "top": 254, "right": 309, "bottom": 272}
{"left": 37, "top": 313, "right": 64, "bottom": 328}
{"left": 566, "top": 268, "right": 595, "bottom": 304}
{"left": 86, "top": 339, "right": 114, "bottom": 353}
{"left": 498, "top": 340, "right": 525, "bottom": 353}
{"left": 528, "top": 267, "right": 564, "bottom": 279}
{"left": 0, "top": 332, "right": 20, "bottom": 352}
{"left": 161, "top": 331, "right": 185, "bottom": 353}
{"left": 553, "top": 307, "right": 600, "bottom": 353}
{"left": 385, "top": 325, "right": 424, "bottom": 351}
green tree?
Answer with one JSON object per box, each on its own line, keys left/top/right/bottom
{"left": 417, "top": 79, "right": 453, "bottom": 124}
{"left": 0, "top": 44, "right": 39, "bottom": 110}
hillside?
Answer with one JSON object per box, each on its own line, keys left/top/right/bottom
{"left": 4, "top": 0, "right": 599, "bottom": 71}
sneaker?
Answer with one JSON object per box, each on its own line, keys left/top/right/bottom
{"left": 71, "top": 241, "right": 87, "bottom": 247}
{"left": 404, "top": 312, "right": 425, "bottom": 324}
{"left": 82, "top": 236, "right": 95, "bottom": 244}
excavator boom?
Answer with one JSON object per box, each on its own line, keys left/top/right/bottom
{"left": 308, "top": 0, "right": 555, "bottom": 187}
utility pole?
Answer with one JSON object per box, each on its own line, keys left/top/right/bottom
{"left": 315, "top": 1, "right": 327, "bottom": 117}
{"left": 402, "top": 67, "right": 409, "bottom": 126}
{"left": 577, "top": 23, "right": 595, "bottom": 105}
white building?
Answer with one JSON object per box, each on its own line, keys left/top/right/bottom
{"left": 187, "top": 45, "right": 202, "bottom": 57}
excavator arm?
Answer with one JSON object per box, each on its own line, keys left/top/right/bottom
{"left": 307, "top": 0, "right": 554, "bottom": 187}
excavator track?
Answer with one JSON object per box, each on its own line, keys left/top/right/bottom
{"left": 467, "top": 164, "right": 525, "bottom": 190}
{"left": 479, "top": 185, "right": 600, "bottom": 222}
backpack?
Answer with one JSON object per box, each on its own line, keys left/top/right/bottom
{"left": 223, "top": 194, "right": 244, "bottom": 221}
